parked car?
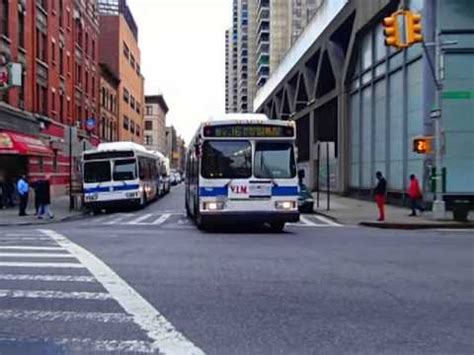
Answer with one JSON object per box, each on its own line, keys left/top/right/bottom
{"left": 298, "top": 184, "right": 314, "bottom": 213}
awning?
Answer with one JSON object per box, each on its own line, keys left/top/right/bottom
{"left": 0, "top": 131, "right": 53, "bottom": 156}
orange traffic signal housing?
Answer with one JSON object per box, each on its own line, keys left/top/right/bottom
{"left": 406, "top": 11, "right": 423, "bottom": 44}
{"left": 382, "top": 15, "right": 401, "bottom": 48}
{"left": 413, "top": 136, "right": 433, "bottom": 154}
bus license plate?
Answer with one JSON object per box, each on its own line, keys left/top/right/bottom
{"left": 250, "top": 184, "right": 271, "bottom": 197}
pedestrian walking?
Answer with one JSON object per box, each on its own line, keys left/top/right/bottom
{"left": 0, "top": 174, "right": 5, "bottom": 209}
{"left": 31, "top": 179, "right": 41, "bottom": 216}
{"left": 4, "top": 178, "right": 14, "bottom": 207}
{"left": 16, "top": 175, "right": 29, "bottom": 216}
{"left": 37, "top": 174, "right": 54, "bottom": 219}
{"left": 374, "top": 171, "right": 387, "bottom": 221}
{"left": 408, "top": 174, "right": 424, "bottom": 216}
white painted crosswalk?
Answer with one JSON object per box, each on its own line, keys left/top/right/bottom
{"left": 0, "top": 229, "right": 204, "bottom": 354}
{"left": 84, "top": 212, "right": 342, "bottom": 228}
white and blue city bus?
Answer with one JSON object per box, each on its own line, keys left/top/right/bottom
{"left": 82, "top": 142, "right": 160, "bottom": 212}
{"left": 185, "top": 114, "right": 300, "bottom": 231}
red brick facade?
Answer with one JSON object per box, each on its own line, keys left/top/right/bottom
{"left": 0, "top": 0, "right": 102, "bottom": 194}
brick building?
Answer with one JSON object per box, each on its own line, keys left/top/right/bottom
{"left": 98, "top": 0, "right": 144, "bottom": 144}
{"left": 0, "top": 0, "right": 101, "bottom": 196}
{"left": 144, "top": 94, "right": 168, "bottom": 154}
{"left": 99, "top": 63, "right": 119, "bottom": 142}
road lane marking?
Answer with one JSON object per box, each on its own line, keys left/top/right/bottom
{"left": 151, "top": 213, "right": 172, "bottom": 225}
{"left": 0, "top": 253, "right": 74, "bottom": 258}
{"left": 40, "top": 229, "right": 205, "bottom": 355}
{"left": 127, "top": 213, "right": 154, "bottom": 225}
{"left": 104, "top": 213, "right": 135, "bottom": 225}
{"left": 0, "top": 289, "right": 112, "bottom": 300}
{"left": 0, "top": 310, "right": 133, "bottom": 323}
{"left": 313, "top": 214, "right": 342, "bottom": 227}
{"left": 0, "top": 246, "right": 64, "bottom": 251}
{"left": 0, "top": 237, "right": 52, "bottom": 241}
{"left": 0, "top": 274, "right": 95, "bottom": 282}
{"left": 0, "top": 261, "right": 85, "bottom": 268}
{"left": 0, "top": 337, "right": 158, "bottom": 353}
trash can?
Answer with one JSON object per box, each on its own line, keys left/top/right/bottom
{"left": 452, "top": 200, "right": 470, "bottom": 222}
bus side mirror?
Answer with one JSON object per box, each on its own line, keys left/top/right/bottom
{"left": 298, "top": 169, "right": 305, "bottom": 179}
{"left": 194, "top": 143, "right": 201, "bottom": 157}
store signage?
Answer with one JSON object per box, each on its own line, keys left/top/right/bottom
{"left": 85, "top": 117, "right": 96, "bottom": 131}
{"left": 0, "top": 133, "right": 13, "bottom": 149}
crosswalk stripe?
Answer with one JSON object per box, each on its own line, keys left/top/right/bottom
{"left": 0, "top": 310, "right": 133, "bottom": 323}
{"left": 0, "top": 338, "right": 157, "bottom": 353}
{"left": 299, "top": 216, "right": 322, "bottom": 227}
{"left": 0, "top": 289, "right": 112, "bottom": 300}
{"left": 0, "top": 246, "right": 64, "bottom": 251}
{"left": 0, "top": 253, "right": 74, "bottom": 258}
{"left": 0, "top": 274, "right": 95, "bottom": 282}
{"left": 104, "top": 213, "right": 135, "bottom": 225}
{"left": 0, "top": 261, "right": 85, "bottom": 268}
{"left": 152, "top": 213, "right": 171, "bottom": 225}
{"left": 127, "top": 213, "right": 154, "bottom": 225}
{"left": 313, "top": 214, "right": 342, "bottom": 227}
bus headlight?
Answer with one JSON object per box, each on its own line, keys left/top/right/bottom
{"left": 203, "top": 201, "right": 225, "bottom": 211}
{"left": 275, "top": 201, "right": 296, "bottom": 210}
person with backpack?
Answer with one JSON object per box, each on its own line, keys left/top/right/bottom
{"left": 408, "top": 174, "right": 424, "bottom": 216}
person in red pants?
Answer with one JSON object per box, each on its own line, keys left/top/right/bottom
{"left": 374, "top": 171, "right": 387, "bottom": 221}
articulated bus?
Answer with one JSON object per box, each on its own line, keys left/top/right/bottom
{"left": 82, "top": 142, "right": 162, "bottom": 212}
{"left": 185, "top": 114, "right": 300, "bottom": 231}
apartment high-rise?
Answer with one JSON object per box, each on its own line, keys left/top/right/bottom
{"left": 98, "top": 0, "right": 144, "bottom": 143}
{"left": 290, "top": 0, "right": 323, "bottom": 45}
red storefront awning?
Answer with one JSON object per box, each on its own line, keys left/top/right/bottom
{"left": 0, "top": 131, "right": 53, "bottom": 156}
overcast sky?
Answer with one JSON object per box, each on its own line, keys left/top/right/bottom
{"left": 130, "top": 0, "right": 232, "bottom": 143}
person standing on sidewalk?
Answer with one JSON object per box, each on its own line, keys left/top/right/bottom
{"left": 17, "top": 175, "right": 29, "bottom": 216}
{"left": 408, "top": 174, "right": 424, "bottom": 216}
{"left": 374, "top": 171, "right": 387, "bottom": 221}
{"left": 37, "top": 174, "right": 54, "bottom": 219}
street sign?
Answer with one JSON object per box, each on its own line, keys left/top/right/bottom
{"left": 430, "top": 109, "right": 441, "bottom": 119}
{"left": 85, "top": 117, "right": 96, "bottom": 132}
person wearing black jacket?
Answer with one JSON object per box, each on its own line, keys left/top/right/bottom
{"left": 374, "top": 171, "right": 387, "bottom": 221}
{"left": 37, "top": 175, "right": 54, "bottom": 219}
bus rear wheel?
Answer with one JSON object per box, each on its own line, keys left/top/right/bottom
{"left": 269, "top": 222, "right": 285, "bottom": 233}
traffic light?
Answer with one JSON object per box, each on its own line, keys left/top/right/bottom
{"left": 382, "top": 15, "right": 401, "bottom": 48}
{"left": 413, "top": 136, "right": 433, "bottom": 154}
{"left": 406, "top": 11, "right": 423, "bottom": 45}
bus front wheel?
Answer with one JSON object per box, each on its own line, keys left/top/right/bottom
{"left": 270, "top": 222, "right": 285, "bottom": 233}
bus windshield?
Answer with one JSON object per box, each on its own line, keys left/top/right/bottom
{"left": 84, "top": 161, "right": 111, "bottom": 183}
{"left": 113, "top": 159, "right": 137, "bottom": 181}
{"left": 202, "top": 141, "right": 252, "bottom": 179}
{"left": 254, "top": 142, "right": 296, "bottom": 179}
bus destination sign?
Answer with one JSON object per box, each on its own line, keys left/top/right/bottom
{"left": 203, "top": 124, "right": 294, "bottom": 138}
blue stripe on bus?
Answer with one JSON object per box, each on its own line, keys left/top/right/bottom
{"left": 199, "top": 187, "right": 228, "bottom": 197}
{"left": 84, "top": 184, "right": 140, "bottom": 193}
{"left": 272, "top": 186, "right": 299, "bottom": 196}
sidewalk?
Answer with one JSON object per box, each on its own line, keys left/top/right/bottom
{"left": 0, "top": 195, "right": 84, "bottom": 227}
{"left": 312, "top": 193, "right": 473, "bottom": 229}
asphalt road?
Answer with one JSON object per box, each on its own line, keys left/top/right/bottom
{"left": 0, "top": 184, "right": 473, "bottom": 354}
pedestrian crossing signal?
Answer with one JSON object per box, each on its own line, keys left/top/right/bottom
{"left": 413, "top": 136, "right": 433, "bottom": 154}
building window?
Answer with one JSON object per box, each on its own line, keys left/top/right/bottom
{"left": 51, "top": 40, "right": 56, "bottom": 65}
{"left": 146, "top": 105, "right": 152, "bottom": 115}
{"left": 36, "top": 84, "right": 48, "bottom": 116}
{"left": 130, "top": 55, "right": 135, "bottom": 70}
{"left": 123, "top": 115, "right": 129, "bottom": 130}
{"left": 75, "top": 63, "right": 82, "bottom": 85}
{"left": 59, "top": 94, "right": 65, "bottom": 123}
{"left": 123, "top": 88, "right": 129, "bottom": 103}
{"left": 145, "top": 135, "right": 153, "bottom": 145}
{"left": 101, "top": 87, "right": 106, "bottom": 107}
{"left": 136, "top": 125, "right": 140, "bottom": 137}
{"left": 51, "top": 90, "right": 56, "bottom": 113}
{"left": 91, "top": 38, "right": 96, "bottom": 60}
{"left": 59, "top": 0, "right": 64, "bottom": 27}
{"left": 53, "top": 153, "right": 59, "bottom": 172}
{"left": 36, "top": 29, "right": 48, "bottom": 62}
{"left": 91, "top": 75, "right": 95, "bottom": 97}
{"left": 19, "top": 70, "right": 26, "bottom": 108}
{"left": 136, "top": 64, "right": 140, "bottom": 75}
{"left": 1, "top": 0, "right": 9, "bottom": 37}
{"left": 136, "top": 102, "right": 140, "bottom": 114}
{"left": 130, "top": 95, "right": 135, "bottom": 109}
{"left": 59, "top": 46, "right": 64, "bottom": 75}
{"left": 145, "top": 120, "right": 153, "bottom": 130}
{"left": 38, "top": 157, "right": 44, "bottom": 173}
{"left": 18, "top": 9, "right": 25, "bottom": 48}
{"left": 85, "top": 32, "right": 89, "bottom": 55}
{"left": 123, "top": 42, "right": 129, "bottom": 59}
{"left": 130, "top": 120, "right": 135, "bottom": 134}
{"left": 67, "top": 52, "right": 71, "bottom": 75}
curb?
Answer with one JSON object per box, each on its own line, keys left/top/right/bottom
{"left": 313, "top": 210, "right": 341, "bottom": 224}
{"left": 0, "top": 212, "right": 88, "bottom": 227}
{"left": 359, "top": 221, "right": 474, "bottom": 230}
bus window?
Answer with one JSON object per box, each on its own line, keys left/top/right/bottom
{"left": 84, "top": 161, "right": 111, "bottom": 183}
{"left": 202, "top": 141, "right": 252, "bottom": 179}
{"left": 113, "top": 159, "right": 137, "bottom": 181}
{"left": 254, "top": 142, "right": 296, "bottom": 179}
